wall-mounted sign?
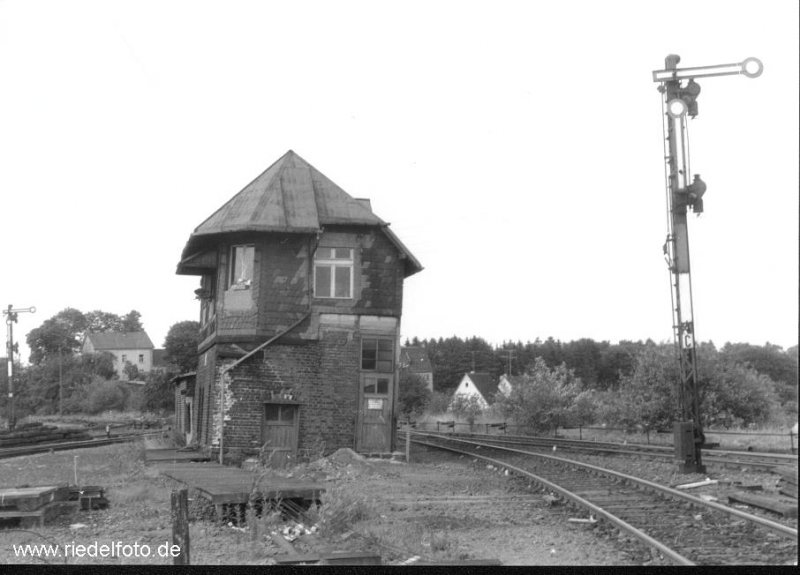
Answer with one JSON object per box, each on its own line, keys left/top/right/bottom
{"left": 367, "top": 399, "right": 384, "bottom": 410}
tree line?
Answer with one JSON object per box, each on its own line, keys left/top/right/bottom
{"left": 402, "top": 335, "right": 798, "bottom": 430}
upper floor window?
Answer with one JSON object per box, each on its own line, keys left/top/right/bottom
{"left": 138, "top": 354, "right": 144, "bottom": 364}
{"left": 229, "top": 245, "right": 254, "bottom": 290}
{"left": 361, "top": 338, "right": 393, "bottom": 372}
{"left": 121, "top": 354, "right": 127, "bottom": 364}
{"left": 314, "top": 247, "right": 353, "bottom": 299}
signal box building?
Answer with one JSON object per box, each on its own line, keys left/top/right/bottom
{"left": 175, "top": 151, "right": 421, "bottom": 463}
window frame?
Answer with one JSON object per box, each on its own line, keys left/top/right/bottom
{"left": 361, "top": 337, "right": 394, "bottom": 373}
{"left": 229, "top": 244, "right": 255, "bottom": 290}
{"left": 314, "top": 247, "right": 354, "bottom": 299}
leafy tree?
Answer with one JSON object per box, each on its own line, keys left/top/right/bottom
{"left": 143, "top": 371, "right": 175, "bottom": 413}
{"left": 596, "top": 340, "right": 646, "bottom": 390}
{"left": 84, "top": 310, "right": 125, "bottom": 333}
{"left": 561, "top": 338, "right": 606, "bottom": 388}
{"left": 398, "top": 371, "right": 431, "bottom": 417}
{"left": 26, "top": 308, "right": 88, "bottom": 364}
{"left": 600, "top": 343, "right": 678, "bottom": 431}
{"left": 121, "top": 310, "right": 144, "bottom": 332}
{"left": 426, "top": 391, "right": 452, "bottom": 414}
{"left": 14, "top": 352, "right": 118, "bottom": 416}
{"left": 495, "top": 357, "right": 588, "bottom": 433}
{"left": 720, "top": 342, "right": 797, "bottom": 411}
{"left": 720, "top": 342, "right": 797, "bottom": 386}
{"left": 27, "top": 308, "right": 146, "bottom": 365}
{"left": 164, "top": 321, "right": 201, "bottom": 373}
{"left": 123, "top": 361, "right": 140, "bottom": 381}
{"left": 450, "top": 393, "right": 484, "bottom": 426}
{"left": 596, "top": 342, "right": 782, "bottom": 431}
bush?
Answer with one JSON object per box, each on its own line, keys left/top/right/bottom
{"left": 64, "top": 377, "right": 131, "bottom": 415}
{"left": 312, "top": 483, "right": 376, "bottom": 534}
{"left": 143, "top": 371, "right": 175, "bottom": 413}
{"left": 426, "top": 391, "right": 452, "bottom": 415}
{"left": 450, "top": 394, "right": 484, "bottom": 425}
{"left": 398, "top": 371, "right": 431, "bottom": 417}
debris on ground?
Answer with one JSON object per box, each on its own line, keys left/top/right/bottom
{"left": 675, "top": 478, "right": 718, "bottom": 490}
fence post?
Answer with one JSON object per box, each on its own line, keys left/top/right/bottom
{"left": 171, "top": 488, "right": 190, "bottom": 565}
{"left": 646, "top": 427, "right": 650, "bottom": 444}
{"left": 790, "top": 430, "right": 795, "bottom": 455}
{"left": 406, "top": 427, "right": 411, "bottom": 463}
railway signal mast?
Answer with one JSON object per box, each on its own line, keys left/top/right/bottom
{"left": 653, "top": 55, "right": 762, "bottom": 473}
{"left": 3, "top": 304, "right": 36, "bottom": 430}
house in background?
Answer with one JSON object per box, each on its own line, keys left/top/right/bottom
{"left": 81, "top": 331, "right": 155, "bottom": 380}
{"left": 449, "top": 371, "right": 499, "bottom": 410}
{"left": 497, "top": 374, "right": 521, "bottom": 398}
{"left": 175, "top": 150, "right": 422, "bottom": 463}
{"left": 399, "top": 346, "right": 434, "bottom": 391}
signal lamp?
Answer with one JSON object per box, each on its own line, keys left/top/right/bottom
{"left": 667, "top": 98, "right": 688, "bottom": 118}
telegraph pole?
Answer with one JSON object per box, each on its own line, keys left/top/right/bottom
{"left": 502, "top": 349, "right": 516, "bottom": 376}
{"left": 653, "top": 55, "right": 762, "bottom": 473}
{"left": 3, "top": 304, "right": 36, "bottom": 430}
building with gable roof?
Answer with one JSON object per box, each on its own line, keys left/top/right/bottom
{"left": 449, "top": 372, "right": 499, "bottom": 410}
{"left": 175, "top": 150, "right": 422, "bottom": 462}
{"left": 81, "top": 331, "right": 155, "bottom": 380}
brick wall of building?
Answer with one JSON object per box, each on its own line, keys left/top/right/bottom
{"left": 215, "top": 327, "right": 363, "bottom": 462}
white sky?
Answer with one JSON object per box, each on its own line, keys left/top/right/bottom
{"left": 1, "top": 0, "right": 797, "bottom": 364}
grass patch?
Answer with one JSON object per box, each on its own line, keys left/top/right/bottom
{"left": 310, "top": 483, "right": 377, "bottom": 533}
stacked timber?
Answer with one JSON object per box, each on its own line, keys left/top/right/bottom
{"left": 0, "top": 484, "right": 73, "bottom": 528}
{"left": 0, "top": 422, "right": 92, "bottom": 448}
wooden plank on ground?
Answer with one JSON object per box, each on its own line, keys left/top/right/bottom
{"left": 728, "top": 492, "right": 798, "bottom": 518}
{"left": 415, "top": 559, "right": 503, "bottom": 565}
{"left": 273, "top": 551, "right": 382, "bottom": 565}
{"left": 779, "top": 486, "right": 797, "bottom": 499}
{"left": 774, "top": 465, "right": 797, "bottom": 486}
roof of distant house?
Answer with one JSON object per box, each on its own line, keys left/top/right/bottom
{"left": 177, "top": 150, "right": 422, "bottom": 277}
{"left": 84, "top": 331, "right": 154, "bottom": 351}
{"left": 463, "top": 372, "right": 499, "bottom": 403}
{"left": 400, "top": 347, "right": 433, "bottom": 373}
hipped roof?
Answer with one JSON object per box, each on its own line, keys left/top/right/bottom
{"left": 177, "top": 150, "right": 421, "bottom": 277}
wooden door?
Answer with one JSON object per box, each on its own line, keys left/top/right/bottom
{"left": 261, "top": 403, "right": 299, "bottom": 467}
{"left": 357, "top": 374, "right": 392, "bottom": 452}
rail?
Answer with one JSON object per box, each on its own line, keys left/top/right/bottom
{"left": 412, "top": 432, "right": 797, "bottom": 565}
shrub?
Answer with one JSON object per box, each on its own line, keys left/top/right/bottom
{"left": 65, "top": 376, "right": 131, "bottom": 414}
{"left": 398, "top": 371, "right": 431, "bottom": 417}
{"left": 495, "top": 358, "right": 585, "bottom": 433}
{"left": 312, "top": 483, "right": 376, "bottom": 534}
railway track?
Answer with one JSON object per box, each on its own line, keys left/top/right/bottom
{"left": 431, "top": 431, "right": 797, "bottom": 472}
{"left": 0, "top": 430, "right": 165, "bottom": 460}
{"left": 413, "top": 432, "right": 797, "bottom": 566}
